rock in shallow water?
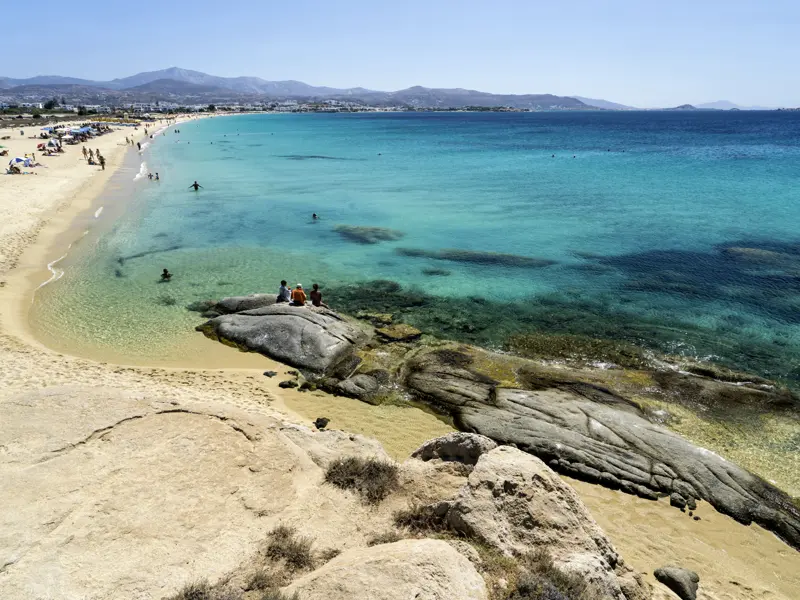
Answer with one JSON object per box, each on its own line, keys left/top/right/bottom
{"left": 198, "top": 304, "right": 367, "bottom": 375}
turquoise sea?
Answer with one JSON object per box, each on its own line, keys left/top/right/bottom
{"left": 32, "top": 112, "right": 800, "bottom": 382}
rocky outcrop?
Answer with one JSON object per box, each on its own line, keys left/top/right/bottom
{"left": 285, "top": 539, "right": 488, "bottom": 600}
{"left": 197, "top": 304, "right": 367, "bottom": 375}
{"left": 430, "top": 446, "right": 650, "bottom": 600}
{"left": 406, "top": 350, "right": 800, "bottom": 551}
{"left": 654, "top": 566, "right": 699, "bottom": 600}
{"left": 0, "top": 388, "right": 316, "bottom": 599}
{"left": 411, "top": 432, "right": 497, "bottom": 466}
{"left": 212, "top": 293, "right": 277, "bottom": 314}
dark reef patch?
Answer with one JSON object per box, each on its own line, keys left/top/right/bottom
{"left": 276, "top": 154, "right": 364, "bottom": 161}
{"left": 397, "top": 247, "right": 556, "bottom": 269}
{"left": 325, "top": 278, "right": 800, "bottom": 386}
{"left": 333, "top": 225, "right": 405, "bottom": 244}
{"left": 421, "top": 268, "right": 452, "bottom": 276}
{"left": 117, "top": 245, "right": 182, "bottom": 266}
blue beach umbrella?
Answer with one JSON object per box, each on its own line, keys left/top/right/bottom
{"left": 9, "top": 157, "right": 32, "bottom": 167}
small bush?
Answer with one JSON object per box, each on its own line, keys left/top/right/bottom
{"left": 393, "top": 503, "right": 448, "bottom": 534}
{"left": 510, "top": 550, "right": 601, "bottom": 600}
{"left": 266, "top": 525, "right": 315, "bottom": 571}
{"left": 261, "top": 590, "right": 300, "bottom": 600}
{"left": 246, "top": 569, "right": 274, "bottom": 591}
{"left": 167, "top": 580, "right": 241, "bottom": 600}
{"left": 324, "top": 456, "right": 399, "bottom": 504}
{"left": 366, "top": 531, "right": 403, "bottom": 546}
{"left": 318, "top": 547, "right": 342, "bottom": 562}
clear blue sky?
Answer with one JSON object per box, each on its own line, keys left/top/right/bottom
{"left": 5, "top": 0, "right": 799, "bottom": 107}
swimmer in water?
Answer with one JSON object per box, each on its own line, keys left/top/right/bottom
{"left": 189, "top": 181, "right": 202, "bottom": 191}
{"left": 161, "top": 268, "right": 172, "bottom": 281}
{"left": 312, "top": 213, "right": 318, "bottom": 220}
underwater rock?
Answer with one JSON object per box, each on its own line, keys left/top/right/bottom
{"left": 422, "top": 267, "right": 452, "bottom": 276}
{"left": 356, "top": 311, "right": 393, "bottom": 326}
{"left": 721, "top": 246, "right": 797, "bottom": 264}
{"left": 333, "top": 225, "right": 405, "bottom": 244}
{"left": 396, "top": 247, "right": 557, "bottom": 268}
{"left": 376, "top": 324, "right": 423, "bottom": 343}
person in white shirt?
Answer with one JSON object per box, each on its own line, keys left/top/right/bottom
{"left": 277, "top": 280, "right": 291, "bottom": 303}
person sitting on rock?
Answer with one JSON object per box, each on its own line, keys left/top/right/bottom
{"left": 161, "top": 268, "right": 172, "bottom": 281}
{"left": 310, "top": 283, "right": 328, "bottom": 308}
{"left": 291, "top": 283, "right": 307, "bottom": 306}
{"left": 276, "top": 280, "right": 291, "bottom": 303}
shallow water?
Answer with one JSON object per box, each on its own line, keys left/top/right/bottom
{"left": 32, "top": 112, "right": 800, "bottom": 382}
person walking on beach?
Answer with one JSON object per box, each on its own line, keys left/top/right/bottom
{"left": 137, "top": 142, "right": 141, "bottom": 151}
{"left": 276, "top": 280, "right": 291, "bottom": 303}
{"left": 82, "top": 146, "right": 88, "bottom": 160}
{"left": 99, "top": 155, "right": 106, "bottom": 170}
{"left": 310, "top": 283, "right": 328, "bottom": 308}
{"left": 291, "top": 284, "right": 307, "bottom": 306}
{"left": 189, "top": 181, "right": 202, "bottom": 191}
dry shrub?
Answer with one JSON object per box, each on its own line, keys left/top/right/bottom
{"left": 366, "top": 531, "right": 403, "bottom": 546}
{"left": 510, "top": 550, "right": 602, "bottom": 600}
{"left": 266, "top": 525, "right": 315, "bottom": 571}
{"left": 393, "top": 502, "right": 448, "bottom": 534}
{"left": 166, "top": 580, "right": 240, "bottom": 600}
{"left": 324, "top": 456, "right": 399, "bottom": 503}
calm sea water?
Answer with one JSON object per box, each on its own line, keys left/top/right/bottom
{"left": 32, "top": 112, "right": 800, "bottom": 381}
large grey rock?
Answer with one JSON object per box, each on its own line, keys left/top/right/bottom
{"left": 411, "top": 432, "right": 497, "bottom": 466}
{"left": 285, "top": 539, "right": 488, "bottom": 600}
{"left": 198, "top": 304, "right": 367, "bottom": 375}
{"left": 406, "top": 350, "right": 800, "bottom": 551}
{"left": 212, "top": 293, "right": 277, "bottom": 314}
{"left": 437, "top": 446, "right": 650, "bottom": 600}
{"left": 654, "top": 566, "right": 699, "bottom": 600}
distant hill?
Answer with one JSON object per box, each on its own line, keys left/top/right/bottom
{"left": 696, "top": 100, "right": 778, "bottom": 111}
{"left": 0, "top": 67, "right": 592, "bottom": 109}
{"left": 127, "top": 78, "right": 231, "bottom": 94}
{"left": 666, "top": 104, "right": 698, "bottom": 111}
{"left": 571, "top": 96, "right": 634, "bottom": 110}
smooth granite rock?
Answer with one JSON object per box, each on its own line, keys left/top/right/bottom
{"left": 198, "top": 304, "right": 367, "bottom": 375}
{"left": 406, "top": 350, "right": 800, "bottom": 551}
{"left": 212, "top": 293, "right": 277, "bottom": 314}
{"left": 654, "top": 566, "right": 699, "bottom": 600}
{"left": 285, "top": 539, "right": 488, "bottom": 600}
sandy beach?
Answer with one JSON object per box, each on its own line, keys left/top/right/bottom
{"left": 1, "top": 115, "right": 798, "bottom": 600}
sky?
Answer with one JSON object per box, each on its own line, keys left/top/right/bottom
{"left": 4, "top": 0, "right": 800, "bottom": 107}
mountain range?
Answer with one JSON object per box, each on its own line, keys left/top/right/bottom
{"left": 0, "top": 68, "right": 786, "bottom": 110}
{"left": 0, "top": 67, "right": 590, "bottom": 109}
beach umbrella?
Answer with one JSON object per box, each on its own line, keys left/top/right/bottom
{"left": 9, "top": 157, "right": 32, "bottom": 167}
{"left": 47, "top": 139, "right": 60, "bottom": 147}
